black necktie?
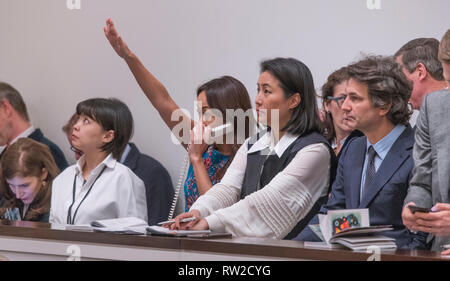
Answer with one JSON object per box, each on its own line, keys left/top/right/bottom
{"left": 363, "top": 146, "right": 377, "bottom": 198}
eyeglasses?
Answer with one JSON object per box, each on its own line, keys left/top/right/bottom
{"left": 325, "top": 95, "right": 347, "bottom": 108}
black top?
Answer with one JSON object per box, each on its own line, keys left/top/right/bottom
{"left": 240, "top": 130, "right": 337, "bottom": 239}
{"left": 122, "top": 143, "right": 174, "bottom": 225}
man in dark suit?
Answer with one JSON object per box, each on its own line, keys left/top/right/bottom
{"left": 0, "top": 82, "right": 68, "bottom": 171}
{"left": 121, "top": 143, "right": 174, "bottom": 225}
{"left": 294, "top": 56, "right": 427, "bottom": 249}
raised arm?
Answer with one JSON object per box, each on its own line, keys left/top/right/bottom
{"left": 103, "top": 18, "right": 194, "bottom": 147}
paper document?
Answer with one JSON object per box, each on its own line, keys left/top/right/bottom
{"left": 146, "top": 225, "right": 211, "bottom": 236}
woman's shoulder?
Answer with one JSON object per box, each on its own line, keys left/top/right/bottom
{"left": 54, "top": 164, "right": 77, "bottom": 182}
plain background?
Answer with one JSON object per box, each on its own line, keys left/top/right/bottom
{"left": 0, "top": 0, "right": 448, "bottom": 212}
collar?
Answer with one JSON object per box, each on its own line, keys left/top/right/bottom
{"left": 0, "top": 126, "right": 35, "bottom": 155}
{"left": 75, "top": 153, "right": 116, "bottom": 176}
{"left": 247, "top": 130, "right": 299, "bottom": 157}
{"left": 10, "top": 125, "right": 35, "bottom": 145}
{"left": 120, "top": 144, "right": 132, "bottom": 164}
{"left": 366, "top": 124, "right": 406, "bottom": 160}
{"left": 331, "top": 136, "right": 348, "bottom": 150}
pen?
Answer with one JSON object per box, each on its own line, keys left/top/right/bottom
{"left": 157, "top": 217, "right": 196, "bottom": 226}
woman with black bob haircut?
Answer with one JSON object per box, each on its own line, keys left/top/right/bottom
{"left": 169, "top": 58, "right": 337, "bottom": 239}
{"left": 50, "top": 98, "right": 148, "bottom": 225}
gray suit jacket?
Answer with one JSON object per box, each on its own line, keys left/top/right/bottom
{"left": 405, "top": 89, "right": 450, "bottom": 251}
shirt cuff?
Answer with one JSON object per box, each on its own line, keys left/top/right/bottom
{"left": 205, "top": 214, "right": 226, "bottom": 233}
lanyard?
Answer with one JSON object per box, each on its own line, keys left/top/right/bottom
{"left": 66, "top": 166, "right": 107, "bottom": 225}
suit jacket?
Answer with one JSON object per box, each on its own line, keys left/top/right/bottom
{"left": 123, "top": 143, "right": 174, "bottom": 225}
{"left": 295, "top": 125, "right": 427, "bottom": 249}
{"left": 404, "top": 89, "right": 450, "bottom": 251}
{"left": 336, "top": 130, "right": 364, "bottom": 160}
{"left": 28, "top": 128, "right": 69, "bottom": 172}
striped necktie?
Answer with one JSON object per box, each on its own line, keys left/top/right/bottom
{"left": 363, "top": 146, "right": 377, "bottom": 198}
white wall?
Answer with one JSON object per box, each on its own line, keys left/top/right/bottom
{"left": 0, "top": 0, "right": 448, "bottom": 188}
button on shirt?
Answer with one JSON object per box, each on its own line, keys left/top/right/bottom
{"left": 360, "top": 125, "right": 406, "bottom": 201}
{"left": 50, "top": 153, "right": 148, "bottom": 225}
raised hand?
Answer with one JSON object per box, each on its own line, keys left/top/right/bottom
{"left": 103, "top": 18, "right": 133, "bottom": 59}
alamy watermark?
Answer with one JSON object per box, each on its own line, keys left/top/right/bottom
{"left": 367, "top": 0, "right": 381, "bottom": 10}
{"left": 366, "top": 245, "right": 381, "bottom": 261}
{"left": 66, "top": 0, "right": 81, "bottom": 10}
{"left": 169, "top": 101, "right": 281, "bottom": 155}
{"left": 66, "top": 244, "right": 81, "bottom": 261}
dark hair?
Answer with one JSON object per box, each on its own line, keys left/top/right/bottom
{"left": 0, "top": 82, "right": 29, "bottom": 122}
{"left": 395, "top": 38, "right": 444, "bottom": 81}
{"left": 76, "top": 98, "right": 133, "bottom": 160}
{"left": 346, "top": 55, "right": 413, "bottom": 125}
{"left": 321, "top": 66, "right": 350, "bottom": 143}
{"left": 439, "top": 29, "right": 450, "bottom": 63}
{"left": 0, "top": 138, "right": 59, "bottom": 221}
{"left": 260, "top": 57, "right": 322, "bottom": 135}
{"left": 197, "top": 76, "right": 255, "bottom": 179}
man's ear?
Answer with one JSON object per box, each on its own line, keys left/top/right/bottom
{"left": 378, "top": 102, "right": 392, "bottom": 117}
{"left": 103, "top": 130, "right": 115, "bottom": 144}
{"left": 288, "top": 93, "right": 301, "bottom": 109}
{"left": 0, "top": 99, "right": 14, "bottom": 118}
{"left": 416, "top": 62, "right": 428, "bottom": 81}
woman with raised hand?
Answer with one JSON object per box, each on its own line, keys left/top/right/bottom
{"left": 170, "top": 58, "right": 337, "bottom": 239}
{"left": 49, "top": 98, "right": 148, "bottom": 225}
{"left": 0, "top": 138, "right": 59, "bottom": 222}
{"left": 104, "top": 18, "right": 255, "bottom": 212}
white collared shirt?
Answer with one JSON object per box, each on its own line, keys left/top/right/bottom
{"left": 50, "top": 153, "right": 148, "bottom": 225}
{"left": 11, "top": 125, "right": 36, "bottom": 144}
{"left": 190, "top": 130, "right": 330, "bottom": 239}
{"left": 0, "top": 125, "right": 35, "bottom": 155}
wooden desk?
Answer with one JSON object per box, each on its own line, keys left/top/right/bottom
{"left": 0, "top": 220, "right": 446, "bottom": 261}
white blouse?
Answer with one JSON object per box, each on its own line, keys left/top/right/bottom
{"left": 190, "top": 131, "right": 330, "bottom": 239}
{"left": 50, "top": 153, "right": 148, "bottom": 225}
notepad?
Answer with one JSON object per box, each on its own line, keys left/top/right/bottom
{"left": 65, "top": 217, "right": 148, "bottom": 235}
{"left": 146, "top": 225, "right": 212, "bottom": 236}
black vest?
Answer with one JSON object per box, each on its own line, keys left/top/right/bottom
{"left": 240, "top": 129, "right": 337, "bottom": 239}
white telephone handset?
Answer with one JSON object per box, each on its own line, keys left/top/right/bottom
{"left": 167, "top": 123, "right": 233, "bottom": 219}
{"left": 205, "top": 123, "right": 233, "bottom": 144}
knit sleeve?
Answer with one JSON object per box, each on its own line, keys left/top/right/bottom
{"left": 205, "top": 143, "right": 330, "bottom": 238}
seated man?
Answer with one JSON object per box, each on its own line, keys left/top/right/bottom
{"left": 402, "top": 29, "right": 450, "bottom": 256}
{"left": 294, "top": 56, "right": 427, "bottom": 249}
{"left": 0, "top": 82, "right": 68, "bottom": 171}
{"left": 120, "top": 143, "right": 174, "bottom": 225}
{"left": 62, "top": 113, "right": 174, "bottom": 225}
